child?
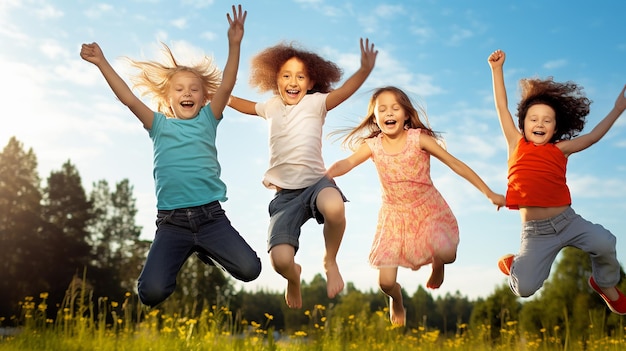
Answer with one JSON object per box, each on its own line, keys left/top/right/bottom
{"left": 80, "top": 4, "right": 261, "bottom": 307}
{"left": 228, "top": 38, "right": 378, "bottom": 308}
{"left": 488, "top": 49, "right": 626, "bottom": 314}
{"left": 326, "top": 86, "right": 505, "bottom": 325}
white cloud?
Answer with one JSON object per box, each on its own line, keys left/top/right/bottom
{"left": 447, "top": 27, "right": 473, "bottom": 46}
{"left": 35, "top": 4, "right": 63, "bottom": 20}
{"left": 374, "top": 4, "right": 404, "bottom": 18}
{"left": 543, "top": 59, "right": 567, "bottom": 70}
{"left": 171, "top": 18, "right": 188, "bottom": 30}
{"left": 182, "top": 0, "right": 214, "bottom": 8}
{"left": 40, "top": 40, "right": 68, "bottom": 60}
{"left": 85, "top": 4, "right": 114, "bottom": 19}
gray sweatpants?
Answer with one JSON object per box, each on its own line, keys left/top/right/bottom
{"left": 509, "top": 207, "right": 620, "bottom": 297}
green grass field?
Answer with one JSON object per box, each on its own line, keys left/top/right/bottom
{"left": 1, "top": 292, "right": 625, "bottom": 351}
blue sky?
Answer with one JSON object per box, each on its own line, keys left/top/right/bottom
{"left": 2, "top": 0, "right": 625, "bottom": 301}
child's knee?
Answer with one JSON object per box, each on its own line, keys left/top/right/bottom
{"left": 231, "top": 256, "right": 262, "bottom": 282}
{"left": 269, "top": 247, "right": 294, "bottom": 273}
{"left": 138, "top": 283, "right": 171, "bottom": 307}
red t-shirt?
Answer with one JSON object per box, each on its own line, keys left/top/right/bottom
{"left": 506, "top": 138, "right": 571, "bottom": 209}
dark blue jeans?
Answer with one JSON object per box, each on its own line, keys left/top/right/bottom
{"left": 137, "top": 201, "right": 261, "bottom": 307}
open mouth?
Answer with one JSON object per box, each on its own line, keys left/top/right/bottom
{"left": 181, "top": 101, "right": 195, "bottom": 108}
{"left": 384, "top": 120, "right": 397, "bottom": 125}
{"left": 285, "top": 89, "right": 300, "bottom": 98}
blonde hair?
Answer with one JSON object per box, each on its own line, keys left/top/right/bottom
{"left": 126, "top": 42, "right": 222, "bottom": 117}
{"left": 338, "top": 86, "right": 439, "bottom": 151}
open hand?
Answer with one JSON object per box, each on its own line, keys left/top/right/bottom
{"left": 226, "top": 4, "right": 247, "bottom": 44}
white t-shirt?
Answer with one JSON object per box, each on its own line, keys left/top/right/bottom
{"left": 255, "top": 93, "right": 328, "bottom": 190}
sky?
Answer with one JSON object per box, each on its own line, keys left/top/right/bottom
{"left": 1, "top": 0, "right": 625, "bottom": 302}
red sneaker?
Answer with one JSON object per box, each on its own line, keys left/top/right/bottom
{"left": 497, "top": 254, "right": 514, "bottom": 276}
{"left": 588, "top": 276, "right": 626, "bottom": 315}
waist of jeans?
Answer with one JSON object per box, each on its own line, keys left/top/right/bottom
{"left": 523, "top": 206, "right": 575, "bottom": 232}
{"left": 158, "top": 201, "right": 220, "bottom": 215}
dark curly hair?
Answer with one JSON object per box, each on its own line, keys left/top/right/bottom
{"left": 249, "top": 42, "right": 342, "bottom": 95}
{"left": 516, "top": 77, "right": 591, "bottom": 142}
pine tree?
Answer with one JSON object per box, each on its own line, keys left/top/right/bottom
{"left": 0, "top": 137, "right": 44, "bottom": 318}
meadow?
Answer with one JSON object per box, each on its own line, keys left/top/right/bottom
{"left": 1, "top": 290, "right": 625, "bottom": 351}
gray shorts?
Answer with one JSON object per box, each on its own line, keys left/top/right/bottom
{"left": 266, "top": 176, "right": 347, "bottom": 252}
{"left": 509, "top": 206, "right": 619, "bottom": 297}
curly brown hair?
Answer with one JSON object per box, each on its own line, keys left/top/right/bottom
{"left": 337, "top": 86, "right": 438, "bottom": 151}
{"left": 516, "top": 77, "right": 591, "bottom": 142}
{"left": 126, "top": 42, "right": 222, "bottom": 117}
{"left": 249, "top": 42, "right": 342, "bottom": 95}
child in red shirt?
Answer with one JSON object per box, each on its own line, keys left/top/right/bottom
{"left": 488, "top": 49, "right": 626, "bottom": 314}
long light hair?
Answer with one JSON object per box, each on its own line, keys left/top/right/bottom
{"left": 337, "top": 86, "right": 439, "bottom": 151}
{"left": 126, "top": 42, "right": 222, "bottom": 117}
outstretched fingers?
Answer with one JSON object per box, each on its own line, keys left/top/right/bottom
{"left": 359, "top": 37, "right": 378, "bottom": 71}
{"left": 227, "top": 4, "right": 247, "bottom": 26}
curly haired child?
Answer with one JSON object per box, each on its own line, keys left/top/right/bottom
{"left": 228, "top": 38, "right": 378, "bottom": 308}
{"left": 80, "top": 5, "right": 261, "bottom": 307}
{"left": 488, "top": 49, "right": 626, "bottom": 314}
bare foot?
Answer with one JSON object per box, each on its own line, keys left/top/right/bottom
{"left": 389, "top": 296, "right": 406, "bottom": 326}
{"left": 285, "top": 264, "right": 302, "bottom": 308}
{"left": 325, "top": 262, "right": 344, "bottom": 298}
{"left": 426, "top": 262, "right": 444, "bottom": 289}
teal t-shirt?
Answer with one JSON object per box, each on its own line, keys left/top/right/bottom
{"left": 148, "top": 105, "right": 227, "bottom": 210}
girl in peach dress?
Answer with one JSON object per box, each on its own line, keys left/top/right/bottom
{"left": 327, "top": 86, "right": 504, "bottom": 326}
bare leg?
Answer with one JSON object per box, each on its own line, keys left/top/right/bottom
{"left": 427, "top": 257, "right": 445, "bottom": 289}
{"left": 316, "top": 187, "right": 346, "bottom": 298}
{"left": 270, "top": 244, "right": 302, "bottom": 308}
{"left": 379, "top": 267, "right": 405, "bottom": 326}
{"left": 427, "top": 250, "right": 457, "bottom": 289}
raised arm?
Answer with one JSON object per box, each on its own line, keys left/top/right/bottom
{"left": 326, "top": 142, "right": 372, "bottom": 178}
{"left": 488, "top": 50, "right": 522, "bottom": 155}
{"left": 421, "top": 135, "right": 505, "bottom": 209}
{"left": 210, "top": 4, "right": 247, "bottom": 119}
{"left": 559, "top": 84, "right": 626, "bottom": 156}
{"left": 80, "top": 42, "right": 154, "bottom": 128}
{"left": 326, "top": 38, "right": 378, "bottom": 111}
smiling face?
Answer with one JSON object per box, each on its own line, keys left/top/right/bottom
{"left": 523, "top": 103, "right": 556, "bottom": 145}
{"left": 373, "top": 91, "right": 408, "bottom": 137}
{"left": 167, "top": 70, "right": 205, "bottom": 119}
{"left": 276, "top": 57, "right": 315, "bottom": 105}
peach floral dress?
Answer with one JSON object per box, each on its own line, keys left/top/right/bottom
{"left": 365, "top": 128, "right": 459, "bottom": 270}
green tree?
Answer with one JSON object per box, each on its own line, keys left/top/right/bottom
{"left": 87, "top": 179, "right": 144, "bottom": 299}
{"left": 0, "top": 137, "right": 44, "bottom": 319}
{"left": 40, "top": 160, "right": 93, "bottom": 312}
{"left": 469, "top": 283, "right": 521, "bottom": 343}
{"left": 410, "top": 285, "right": 436, "bottom": 329}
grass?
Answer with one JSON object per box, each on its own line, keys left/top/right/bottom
{"left": 1, "top": 291, "right": 626, "bottom": 351}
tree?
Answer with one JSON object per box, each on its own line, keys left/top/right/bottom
{"left": 410, "top": 285, "right": 436, "bottom": 329}
{"left": 0, "top": 137, "right": 44, "bottom": 319}
{"left": 87, "top": 179, "right": 144, "bottom": 299}
{"left": 40, "top": 160, "right": 93, "bottom": 313}
{"left": 469, "top": 283, "right": 521, "bottom": 343}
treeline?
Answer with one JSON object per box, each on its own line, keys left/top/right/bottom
{"left": 1, "top": 136, "right": 625, "bottom": 341}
